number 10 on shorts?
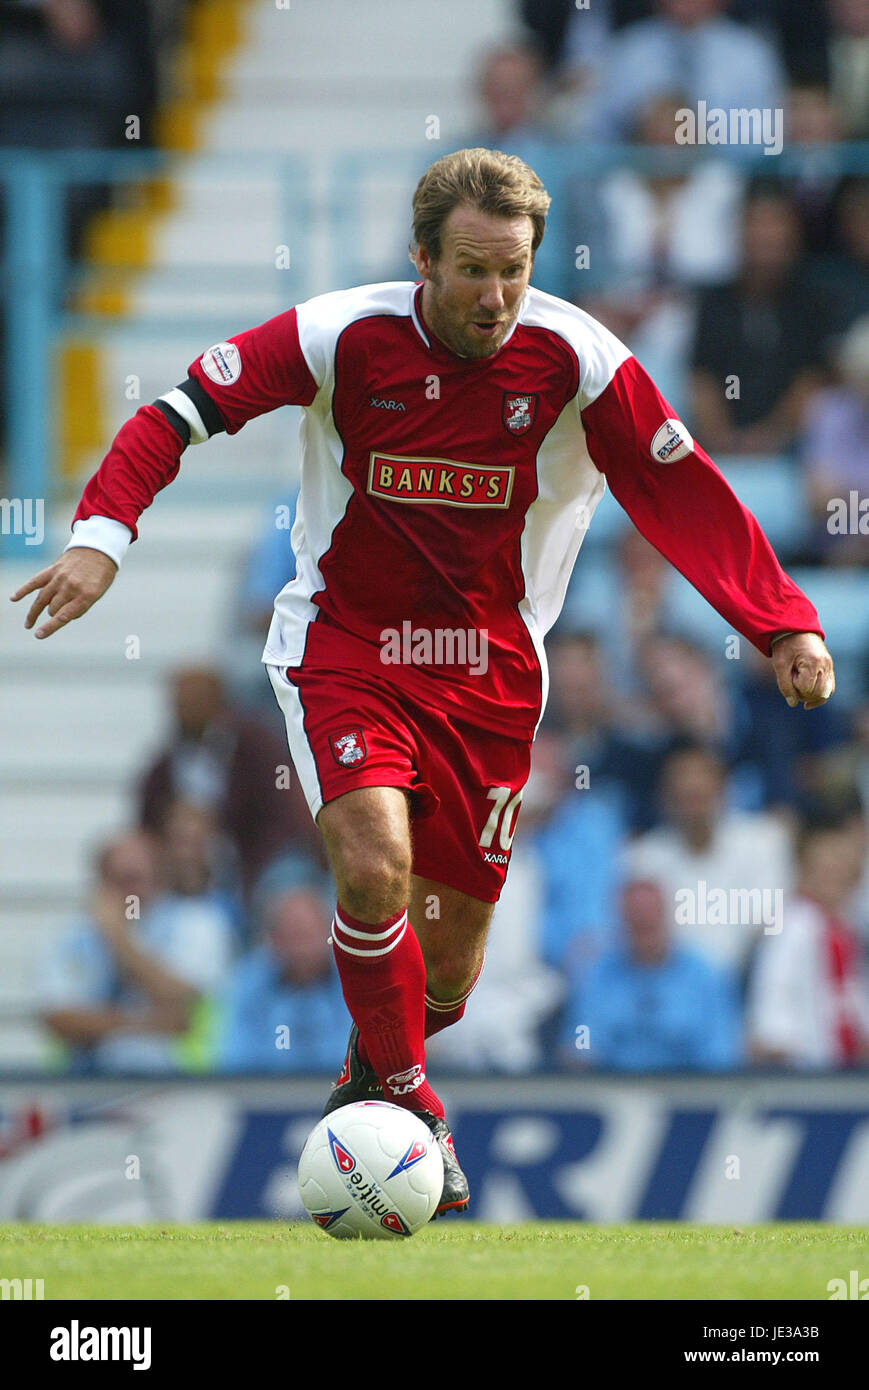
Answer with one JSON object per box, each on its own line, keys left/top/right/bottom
{"left": 478, "top": 785, "right": 524, "bottom": 852}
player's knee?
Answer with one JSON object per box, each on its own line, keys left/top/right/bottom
{"left": 425, "top": 953, "right": 481, "bottom": 1004}
{"left": 335, "top": 840, "right": 412, "bottom": 920}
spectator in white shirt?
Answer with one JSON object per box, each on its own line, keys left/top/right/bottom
{"left": 624, "top": 741, "right": 793, "bottom": 976}
{"left": 828, "top": 0, "right": 869, "bottom": 140}
{"left": 587, "top": 0, "right": 785, "bottom": 149}
{"left": 583, "top": 89, "right": 745, "bottom": 409}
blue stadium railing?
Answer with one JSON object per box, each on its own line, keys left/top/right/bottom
{"left": 1, "top": 142, "right": 868, "bottom": 559}
{"left": 0, "top": 148, "right": 311, "bottom": 558}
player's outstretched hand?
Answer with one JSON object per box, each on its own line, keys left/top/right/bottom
{"left": 9, "top": 547, "right": 118, "bottom": 639}
{"left": 771, "top": 631, "right": 835, "bottom": 710}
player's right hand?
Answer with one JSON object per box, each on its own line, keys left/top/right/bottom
{"left": 770, "top": 631, "right": 835, "bottom": 710}
{"left": 9, "top": 546, "right": 118, "bottom": 639}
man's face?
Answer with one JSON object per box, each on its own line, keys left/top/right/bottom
{"left": 801, "top": 829, "right": 865, "bottom": 900}
{"left": 662, "top": 752, "right": 724, "bottom": 829}
{"left": 743, "top": 200, "right": 801, "bottom": 279}
{"left": 480, "top": 52, "right": 541, "bottom": 135}
{"left": 549, "top": 637, "right": 604, "bottom": 724}
{"left": 622, "top": 880, "right": 670, "bottom": 963}
{"left": 266, "top": 888, "right": 332, "bottom": 986}
{"left": 415, "top": 205, "right": 534, "bottom": 360}
{"left": 100, "top": 834, "right": 160, "bottom": 908}
{"left": 660, "top": 0, "right": 723, "bottom": 25}
{"left": 172, "top": 668, "right": 223, "bottom": 738}
{"left": 645, "top": 641, "right": 714, "bottom": 727}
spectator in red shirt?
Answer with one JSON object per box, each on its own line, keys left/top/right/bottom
{"left": 746, "top": 809, "right": 869, "bottom": 1067}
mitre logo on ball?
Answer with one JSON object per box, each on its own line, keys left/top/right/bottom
{"left": 650, "top": 418, "right": 694, "bottom": 463}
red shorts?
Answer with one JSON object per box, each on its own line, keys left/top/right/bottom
{"left": 266, "top": 663, "right": 531, "bottom": 902}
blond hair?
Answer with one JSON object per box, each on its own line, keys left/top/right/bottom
{"left": 410, "top": 147, "right": 551, "bottom": 262}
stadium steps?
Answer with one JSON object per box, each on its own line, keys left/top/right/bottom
{"left": 67, "top": 0, "right": 516, "bottom": 484}
{"left": 0, "top": 499, "right": 264, "bottom": 1068}
{"left": 5, "top": 0, "right": 517, "bottom": 1067}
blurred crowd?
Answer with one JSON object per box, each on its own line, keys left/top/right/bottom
{"left": 468, "top": 0, "right": 869, "bottom": 530}
{"left": 14, "top": 0, "right": 869, "bottom": 1074}
{"left": 0, "top": 0, "right": 164, "bottom": 156}
{"left": 35, "top": 571, "right": 869, "bottom": 1078}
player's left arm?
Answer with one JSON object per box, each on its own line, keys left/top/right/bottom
{"left": 579, "top": 354, "right": 834, "bottom": 710}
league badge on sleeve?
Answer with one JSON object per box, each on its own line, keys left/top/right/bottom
{"left": 650, "top": 418, "right": 694, "bottom": 463}
{"left": 201, "top": 342, "right": 242, "bottom": 386}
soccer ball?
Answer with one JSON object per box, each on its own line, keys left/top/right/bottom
{"left": 298, "top": 1101, "right": 444, "bottom": 1239}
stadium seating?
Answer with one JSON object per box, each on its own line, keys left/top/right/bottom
{"left": 0, "top": 0, "right": 519, "bottom": 1067}
{"left": 712, "top": 456, "right": 809, "bottom": 553}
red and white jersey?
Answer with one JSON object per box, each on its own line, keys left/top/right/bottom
{"left": 68, "top": 280, "right": 823, "bottom": 740}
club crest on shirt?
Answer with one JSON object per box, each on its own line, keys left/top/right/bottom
{"left": 329, "top": 729, "right": 368, "bottom": 767}
{"left": 502, "top": 391, "right": 538, "bottom": 435}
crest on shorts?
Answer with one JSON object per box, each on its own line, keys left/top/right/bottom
{"left": 329, "top": 729, "right": 368, "bottom": 767}
{"left": 502, "top": 391, "right": 538, "bottom": 435}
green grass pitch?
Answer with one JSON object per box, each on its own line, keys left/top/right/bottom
{"left": 2, "top": 1223, "right": 867, "bottom": 1300}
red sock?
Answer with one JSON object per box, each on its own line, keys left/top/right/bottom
{"left": 424, "top": 954, "right": 486, "bottom": 1038}
{"left": 331, "top": 903, "right": 444, "bottom": 1120}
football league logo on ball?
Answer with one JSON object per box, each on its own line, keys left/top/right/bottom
{"left": 327, "top": 1129, "right": 356, "bottom": 1174}
{"left": 387, "top": 1139, "right": 429, "bottom": 1179}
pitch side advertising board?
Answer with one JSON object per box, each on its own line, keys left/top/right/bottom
{"left": 0, "top": 1075, "right": 867, "bottom": 1223}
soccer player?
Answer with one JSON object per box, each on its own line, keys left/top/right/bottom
{"left": 12, "top": 148, "right": 835, "bottom": 1216}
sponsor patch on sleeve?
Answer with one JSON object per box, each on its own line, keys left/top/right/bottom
{"left": 650, "top": 418, "right": 694, "bottom": 464}
{"left": 201, "top": 342, "right": 242, "bottom": 386}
